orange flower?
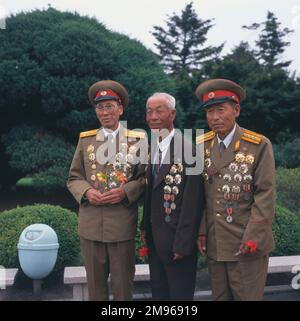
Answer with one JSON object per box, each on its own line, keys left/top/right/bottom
{"left": 115, "top": 170, "right": 128, "bottom": 184}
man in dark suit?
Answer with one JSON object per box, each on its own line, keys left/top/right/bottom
{"left": 141, "top": 92, "right": 204, "bottom": 300}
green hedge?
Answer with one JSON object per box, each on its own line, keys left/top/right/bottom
{"left": 272, "top": 205, "right": 300, "bottom": 256}
{"left": 0, "top": 204, "right": 81, "bottom": 277}
{"left": 276, "top": 167, "right": 300, "bottom": 214}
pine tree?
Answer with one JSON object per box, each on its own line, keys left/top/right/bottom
{"left": 243, "top": 11, "right": 293, "bottom": 68}
{"left": 152, "top": 2, "right": 223, "bottom": 75}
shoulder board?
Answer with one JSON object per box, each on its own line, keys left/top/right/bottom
{"left": 196, "top": 131, "right": 215, "bottom": 145}
{"left": 125, "top": 129, "right": 146, "bottom": 139}
{"left": 241, "top": 129, "right": 263, "bottom": 145}
{"left": 80, "top": 129, "right": 98, "bottom": 138}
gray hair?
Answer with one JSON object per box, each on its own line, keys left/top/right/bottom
{"left": 146, "top": 92, "right": 176, "bottom": 110}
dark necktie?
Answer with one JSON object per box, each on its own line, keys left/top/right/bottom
{"left": 219, "top": 141, "right": 226, "bottom": 155}
{"left": 153, "top": 147, "right": 162, "bottom": 181}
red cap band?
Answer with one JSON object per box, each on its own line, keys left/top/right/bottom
{"left": 95, "top": 89, "right": 121, "bottom": 104}
{"left": 203, "top": 90, "right": 239, "bottom": 104}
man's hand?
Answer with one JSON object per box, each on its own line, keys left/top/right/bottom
{"left": 100, "top": 187, "right": 126, "bottom": 205}
{"left": 197, "top": 235, "right": 207, "bottom": 256}
{"left": 173, "top": 252, "right": 184, "bottom": 260}
{"left": 85, "top": 188, "right": 103, "bottom": 206}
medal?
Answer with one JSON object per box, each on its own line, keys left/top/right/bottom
{"left": 87, "top": 145, "right": 94, "bottom": 153}
{"left": 222, "top": 185, "right": 230, "bottom": 193}
{"left": 91, "top": 175, "right": 96, "bottom": 181}
{"left": 243, "top": 174, "right": 253, "bottom": 183}
{"left": 165, "top": 207, "right": 171, "bottom": 215}
{"left": 172, "top": 186, "right": 179, "bottom": 195}
{"left": 239, "top": 164, "right": 248, "bottom": 174}
{"left": 229, "top": 162, "right": 238, "bottom": 172}
{"left": 223, "top": 174, "right": 232, "bottom": 182}
{"left": 164, "top": 194, "right": 171, "bottom": 201}
{"left": 88, "top": 153, "right": 96, "bottom": 161}
{"left": 174, "top": 174, "right": 182, "bottom": 185}
{"left": 164, "top": 185, "right": 172, "bottom": 194}
{"left": 224, "top": 192, "right": 231, "bottom": 200}
{"left": 245, "top": 154, "right": 255, "bottom": 164}
{"left": 170, "top": 194, "right": 175, "bottom": 202}
{"left": 165, "top": 215, "right": 171, "bottom": 223}
{"left": 165, "top": 174, "right": 174, "bottom": 184}
{"left": 91, "top": 164, "right": 97, "bottom": 170}
{"left": 226, "top": 215, "right": 233, "bottom": 223}
{"left": 164, "top": 201, "right": 170, "bottom": 209}
{"left": 233, "top": 173, "right": 242, "bottom": 183}
{"left": 170, "top": 202, "right": 176, "bottom": 210}
{"left": 235, "top": 152, "right": 245, "bottom": 163}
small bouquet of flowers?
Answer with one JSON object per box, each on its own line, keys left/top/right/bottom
{"left": 235, "top": 240, "right": 257, "bottom": 256}
{"left": 96, "top": 170, "right": 128, "bottom": 193}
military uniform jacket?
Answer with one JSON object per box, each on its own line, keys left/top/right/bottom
{"left": 142, "top": 130, "right": 204, "bottom": 260}
{"left": 67, "top": 124, "right": 146, "bottom": 242}
{"left": 197, "top": 124, "right": 275, "bottom": 261}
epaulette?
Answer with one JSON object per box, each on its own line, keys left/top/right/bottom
{"left": 80, "top": 129, "right": 98, "bottom": 138}
{"left": 125, "top": 129, "right": 146, "bottom": 139}
{"left": 241, "top": 129, "right": 263, "bottom": 145}
{"left": 196, "top": 131, "right": 215, "bottom": 145}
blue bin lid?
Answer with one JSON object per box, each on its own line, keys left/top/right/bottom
{"left": 18, "top": 224, "right": 59, "bottom": 251}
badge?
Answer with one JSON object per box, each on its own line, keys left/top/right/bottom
{"left": 164, "top": 194, "right": 171, "bottom": 201}
{"left": 174, "top": 174, "right": 182, "bottom": 185}
{"left": 233, "top": 173, "right": 242, "bottom": 183}
{"left": 232, "top": 185, "right": 241, "bottom": 193}
{"left": 88, "top": 153, "right": 96, "bottom": 161}
{"left": 165, "top": 174, "right": 174, "bottom": 185}
{"left": 172, "top": 186, "right": 179, "bottom": 195}
{"left": 243, "top": 174, "right": 253, "bottom": 183}
{"left": 205, "top": 158, "right": 212, "bottom": 168}
{"left": 222, "top": 185, "right": 230, "bottom": 193}
{"left": 177, "top": 163, "right": 183, "bottom": 173}
{"left": 87, "top": 145, "right": 94, "bottom": 153}
{"left": 223, "top": 174, "right": 232, "bottom": 182}
{"left": 165, "top": 215, "right": 171, "bottom": 223}
{"left": 239, "top": 164, "right": 248, "bottom": 174}
{"left": 164, "top": 185, "right": 172, "bottom": 194}
{"left": 165, "top": 208, "right": 171, "bottom": 215}
{"left": 226, "top": 215, "right": 233, "bottom": 223}
{"left": 235, "top": 152, "right": 245, "bottom": 163}
{"left": 245, "top": 154, "right": 255, "bottom": 164}
{"left": 229, "top": 162, "right": 238, "bottom": 172}
{"left": 170, "top": 202, "right": 176, "bottom": 210}
{"left": 164, "top": 201, "right": 170, "bottom": 209}
{"left": 170, "top": 165, "right": 178, "bottom": 175}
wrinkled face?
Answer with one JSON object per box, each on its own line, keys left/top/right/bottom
{"left": 95, "top": 99, "right": 123, "bottom": 131}
{"left": 205, "top": 101, "right": 240, "bottom": 139}
{"left": 146, "top": 96, "right": 176, "bottom": 132}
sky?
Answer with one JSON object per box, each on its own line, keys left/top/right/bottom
{"left": 1, "top": 0, "right": 300, "bottom": 73}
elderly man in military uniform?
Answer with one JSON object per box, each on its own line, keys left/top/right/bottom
{"left": 67, "top": 80, "right": 146, "bottom": 301}
{"left": 195, "top": 79, "right": 276, "bottom": 301}
{"left": 141, "top": 93, "right": 204, "bottom": 300}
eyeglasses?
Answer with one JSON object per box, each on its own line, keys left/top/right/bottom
{"left": 95, "top": 103, "right": 117, "bottom": 113}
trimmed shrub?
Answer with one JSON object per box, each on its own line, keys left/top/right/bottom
{"left": 271, "top": 205, "right": 300, "bottom": 256}
{"left": 276, "top": 167, "right": 300, "bottom": 214}
{"left": 0, "top": 204, "right": 81, "bottom": 277}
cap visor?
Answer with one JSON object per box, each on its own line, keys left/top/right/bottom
{"left": 201, "top": 97, "right": 235, "bottom": 109}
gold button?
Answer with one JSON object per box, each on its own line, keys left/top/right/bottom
{"left": 217, "top": 188, "right": 221, "bottom": 192}
{"left": 216, "top": 201, "right": 220, "bottom": 205}
{"left": 216, "top": 213, "right": 221, "bottom": 217}
{"left": 219, "top": 174, "right": 222, "bottom": 178}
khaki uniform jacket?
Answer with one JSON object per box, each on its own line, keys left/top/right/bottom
{"left": 67, "top": 124, "right": 146, "bottom": 242}
{"left": 197, "top": 124, "right": 275, "bottom": 261}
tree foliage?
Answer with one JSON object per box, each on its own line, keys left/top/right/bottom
{"left": 152, "top": 2, "right": 223, "bottom": 75}
{"left": 0, "top": 8, "right": 179, "bottom": 190}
